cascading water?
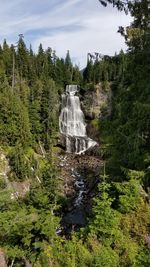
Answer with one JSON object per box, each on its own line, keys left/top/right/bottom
{"left": 59, "top": 85, "right": 97, "bottom": 154}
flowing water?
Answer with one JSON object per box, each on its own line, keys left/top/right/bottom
{"left": 58, "top": 85, "right": 98, "bottom": 234}
{"left": 74, "top": 170, "right": 86, "bottom": 207}
{"left": 59, "top": 85, "right": 97, "bottom": 154}
{"left": 61, "top": 166, "right": 87, "bottom": 234}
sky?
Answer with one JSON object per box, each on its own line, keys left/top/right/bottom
{"left": 0, "top": 0, "right": 132, "bottom": 68}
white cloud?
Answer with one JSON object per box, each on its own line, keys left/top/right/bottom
{"left": 32, "top": 6, "right": 132, "bottom": 67}
{"left": 0, "top": 0, "right": 132, "bottom": 67}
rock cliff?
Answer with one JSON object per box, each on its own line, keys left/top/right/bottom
{"left": 81, "top": 82, "right": 112, "bottom": 120}
{"left": 80, "top": 82, "right": 112, "bottom": 142}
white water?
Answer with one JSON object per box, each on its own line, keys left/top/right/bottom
{"left": 59, "top": 85, "right": 97, "bottom": 154}
{"left": 74, "top": 171, "right": 85, "bottom": 207}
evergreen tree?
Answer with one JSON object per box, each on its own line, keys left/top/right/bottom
{"left": 83, "top": 59, "right": 93, "bottom": 83}
{"left": 64, "top": 50, "right": 73, "bottom": 84}
{"left": 2, "top": 39, "right": 12, "bottom": 81}
{"left": 17, "top": 35, "right": 29, "bottom": 80}
{"left": 41, "top": 79, "right": 59, "bottom": 149}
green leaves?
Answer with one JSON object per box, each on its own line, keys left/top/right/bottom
{"left": 114, "top": 178, "right": 141, "bottom": 213}
{"left": 0, "top": 88, "right": 31, "bottom": 147}
{"left": 8, "top": 144, "right": 32, "bottom": 181}
{"left": 89, "top": 181, "right": 120, "bottom": 244}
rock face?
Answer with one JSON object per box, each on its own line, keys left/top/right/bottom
{"left": 82, "top": 82, "right": 112, "bottom": 120}
{"left": 79, "top": 82, "right": 112, "bottom": 142}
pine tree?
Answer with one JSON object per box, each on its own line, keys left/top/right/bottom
{"left": 17, "top": 35, "right": 29, "bottom": 80}
{"left": 83, "top": 59, "right": 93, "bottom": 83}
{"left": 64, "top": 50, "right": 73, "bottom": 84}
{"left": 2, "top": 39, "right": 12, "bottom": 81}
{"left": 41, "top": 79, "right": 59, "bottom": 149}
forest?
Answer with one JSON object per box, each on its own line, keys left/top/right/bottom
{"left": 0, "top": 0, "right": 149, "bottom": 266}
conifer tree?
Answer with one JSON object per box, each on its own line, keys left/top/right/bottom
{"left": 17, "top": 34, "right": 29, "bottom": 79}
{"left": 64, "top": 50, "right": 73, "bottom": 84}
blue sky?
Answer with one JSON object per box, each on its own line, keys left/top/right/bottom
{"left": 0, "top": 0, "right": 132, "bottom": 67}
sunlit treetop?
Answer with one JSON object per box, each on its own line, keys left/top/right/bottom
{"left": 99, "top": 0, "right": 149, "bottom": 14}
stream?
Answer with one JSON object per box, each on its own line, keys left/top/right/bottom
{"left": 57, "top": 84, "right": 98, "bottom": 235}
{"left": 56, "top": 150, "right": 103, "bottom": 236}
{"left": 62, "top": 169, "right": 86, "bottom": 234}
{"left": 57, "top": 155, "right": 88, "bottom": 235}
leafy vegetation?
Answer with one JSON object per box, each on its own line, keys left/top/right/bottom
{"left": 0, "top": 0, "right": 149, "bottom": 266}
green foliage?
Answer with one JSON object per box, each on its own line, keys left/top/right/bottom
{"left": 89, "top": 181, "right": 120, "bottom": 243}
{"left": 0, "top": 84, "right": 31, "bottom": 147}
{"left": 0, "top": 38, "right": 82, "bottom": 149}
{"left": 88, "top": 243, "right": 119, "bottom": 267}
{"left": 113, "top": 177, "right": 141, "bottom": 213}
{"left": 0, "top": 179, "right": 7, "bottom": 189}
{"left": 99, "top": 0, "right": 150, "bottom": 182}
{"left": 41, "top": 79, "right": 59, "bottom": 149}
{"left": 83, "top": 51, "right": 127, "bottom": 85}
{"left": 8, "top": 144, "right": 32, "bottom": 181}
{"left": 0, "top": 157, "right": 61, "bottom": 265}
{"left": 17, "top": 35, "right": 29, "bottom": 79}
{"left": 0, "top": 1, "right": 149, "bottom": 265}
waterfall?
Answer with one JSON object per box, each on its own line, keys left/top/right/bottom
{"left": 59, "top": 85, "right": 97, "bottom": 154}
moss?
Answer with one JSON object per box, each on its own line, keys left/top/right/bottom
{"left": 91, "top": 119, "right": 100, "bottom": 128}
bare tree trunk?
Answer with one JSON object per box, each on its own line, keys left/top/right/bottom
{"left": 10, "top": 258, "right": 15, "bottom": 267}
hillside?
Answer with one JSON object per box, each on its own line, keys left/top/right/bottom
{"left": 0, "top": 0, "right": 150, "bottom": 266}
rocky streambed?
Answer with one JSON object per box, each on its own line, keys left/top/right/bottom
{"left": 57, "top": 153, "right": 104, "bottom": 235}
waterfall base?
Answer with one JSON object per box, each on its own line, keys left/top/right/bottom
{"left": 64, "top": 135, "right": 97, "bottom": 155}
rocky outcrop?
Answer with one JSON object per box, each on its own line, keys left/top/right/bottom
{"left": 10, "top": 180, "right": 30, "bottom": 199}
{"left": 0, "top": 148, "right": 30, "bottom": 199}
{"left": 79, "top": 82, "right": 112, "bottom": 142}
{"left": 81, "top": 82, "right": 112, "bottom": 120}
